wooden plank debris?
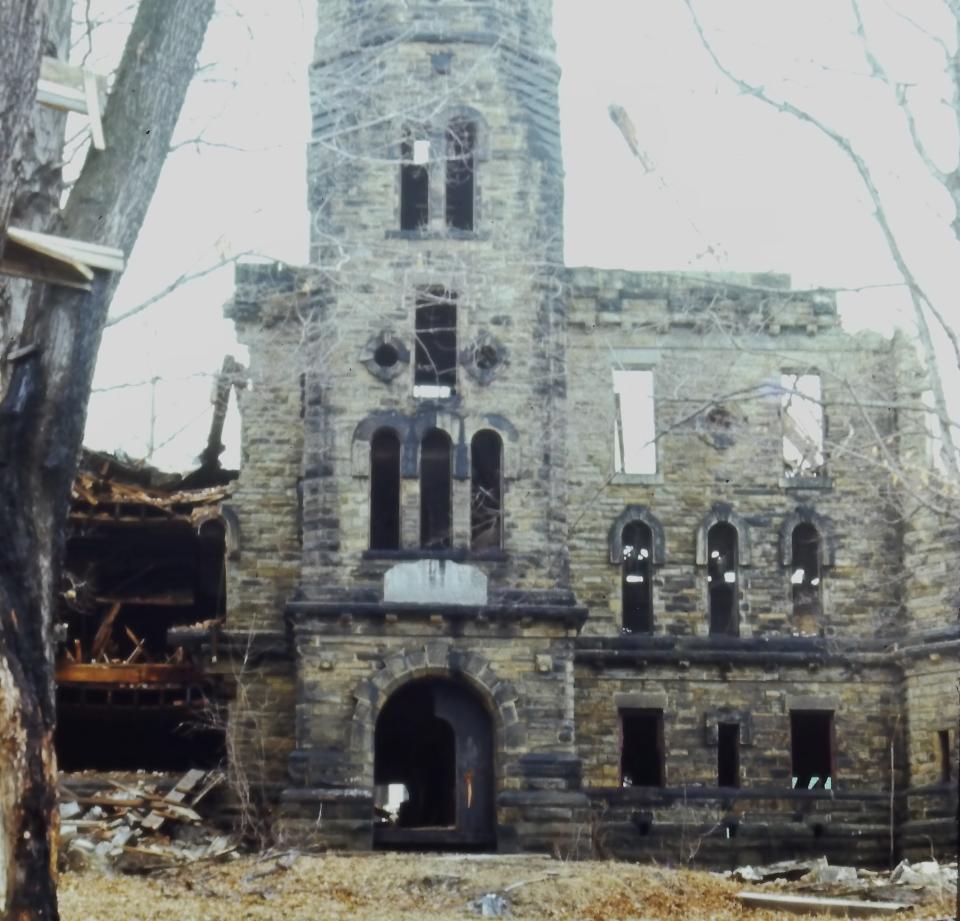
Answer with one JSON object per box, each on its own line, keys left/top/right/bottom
{"left": 36, "top": 56, "right": 108, "bottom": 149}
{"left": 0, "top": 226, "right": 124, "bottom": 290}
{"left": 737, "top": 891, "right": 908, "bottom": 916}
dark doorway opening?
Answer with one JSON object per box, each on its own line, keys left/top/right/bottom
{"left": 790, "top": 710, "right": 834, "bottom": 790}
{"left": 717, "top": 722, "right": 740, "bottom": 788}
{"left": 374, "top": 677, "right": 495, "bottom": 849}
{"left": 620, "top": 709, "right": 664, "bottom": 787}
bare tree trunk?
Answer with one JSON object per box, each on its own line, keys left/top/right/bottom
{"left": 0, "top": 4, "right": 53, "bottom": 916}
{"left": 0, "top": 0, "right": 214, "bottom": 916}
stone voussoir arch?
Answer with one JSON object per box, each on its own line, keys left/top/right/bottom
{"left": 347, "top": 643, "right": 524, "bottom": 778}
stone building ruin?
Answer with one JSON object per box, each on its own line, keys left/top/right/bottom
{"left": 204, "top": 0, "right": 958, "bottom": 862}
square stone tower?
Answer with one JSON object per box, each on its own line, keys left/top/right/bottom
{"left": 225, "top": 0, "right": 588, "bottom": 850}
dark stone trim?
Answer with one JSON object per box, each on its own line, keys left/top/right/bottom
{"left": 609, "top": 505, "right": 666, "bottom": 564}
{"left": 779, "top": 505, "right": 837, "bottom": 567}
{"left": 287, "top": 600, "right": 587, "bottom": 628}
{"left": 363, "top": 547, "right": 508, "bottom": 562}
{"left": 384, "top": 229, "right": 490, "bottom": 241}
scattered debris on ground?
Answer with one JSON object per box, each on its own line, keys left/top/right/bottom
{"left": 59, "top": 768, "right": 235, "bottom": 873}
{"left": 729, "top": 856, "right": 957, "bottom": 911}
{"left": 58, "top": 851, "right": 957, "bottom": 921}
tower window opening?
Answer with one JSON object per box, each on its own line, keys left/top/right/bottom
{"left": 414, "top": 289, "right": 457, "bottom": 398}
{"left": 400, "top": 132, "right": 429, "bottom": 231}
{"left": 707, "top": 522, "right": 738, "bottom": 636}
{"left": 370, "top": 428, "right": 401, "bottom": 550}
{"left": 781, "top": 373, "right": 825, "bottom": 478}
{"left": 445, "top": 120, "right": 475, "bottom": 231}
{"left": 621, "top": 521, "right": 653, "bottom": 633}
{"left": 620, "top": 709, "right": 664, "bottom": 787}
{"left": 791, "top": 522, "right": 822, "bottom": 631}
{"left": 717, "top": 722, "right": 740, "bottom": 788}
{"left": 613, "top": 369, "right": 656, "bottom": 474}
{"left": 790, "top": 710, "right": 834, "bottom": 790}
{"left": 420, "top": 428, "right": 452, "bottom": 549}
{"left": 937, "top": 729, "right": 952, "bottom": 784}
{"left": 470, "top": 430, "right": 503, "bottom": 551}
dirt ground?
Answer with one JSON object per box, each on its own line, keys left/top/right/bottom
{"left": 57, "top": 852, "right": 955, "bottom": 921}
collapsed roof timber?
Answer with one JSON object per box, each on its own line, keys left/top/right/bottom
{"left": 56, "top": 449, "right": 234, "bottom": 771}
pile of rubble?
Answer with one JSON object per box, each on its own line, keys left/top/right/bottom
{"left": 59, "top": 768, "right": 237, "bottom": 873}
{"left": 729, "top": 856, "right": 958, "bottom": 915}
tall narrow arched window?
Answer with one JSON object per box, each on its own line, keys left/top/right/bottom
{"left": 445, "top": 119, "right": 475, "bottom": 230}
{"left": 470, "top": 430, "right": 502, "bottom": 551}
{"left": 400, "top": 129, "right": 429, "bottom": 231}
{"left": 791, "top": 522, "right": 822, "bottom": 628}
{"left": 420, "top": 429, "right": 452, "bottom": 549}
{"left": 621, "top": 521, "right": 653, "bottom": 633}
{"left": 707, "top": 522, "right": 739, "bottom": 636}
{"left": 370, "top": 428, "right": 401, "bottom": 550}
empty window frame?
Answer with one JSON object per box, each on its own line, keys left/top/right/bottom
{"left": 470, "top": 430, "right": 503, "bottom": 551}
{"left": 790, "top": 710, "right": 834, "bottom": 790}
{"left": 621, "top": 521, "right": 653, "bottom": 633}
{"left": 790, "top": 522, "right": 822, "bottom": 625}
{"left": 707, "top": 522, "right": 738, "bottom": 636}
{"left": 400, "top": 131, "right": 430, "bottom": 231}
{"left": 937, "top": 729, "right": 952, "bottom": 784}
{"left": 781, "top": 373, "right": 825, "bottom": 477}
{"left": 445, "top": 119, "right": 475, "bottom": 230}
{"left": 414, "top": 289, "right": 457, "bottom": 398}
{"left": 620, "top": 709, "right": 664, "bottom": 787}
{"left": 613, "top": 369, "right": 656, "bottom": 475}
{"left": 370, "top": 428, "right": 401, "bottom": 550}
{"left": 420, "top": 428, "right": 452, "bottom": 549}
{"left": 717, "top": 722, "right": 740, "bottom": 788}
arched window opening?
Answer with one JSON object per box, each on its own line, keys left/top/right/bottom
{"left": 400, "top": 130, "right": 429, "bottom": 231}
{"left": 707, "top": 522, "right": 738, "bottom": 636}
{"left": 370, "top": 429, "right": 401, "bottom": 550}
{"left": 445, "top": 120, "right": 475, "bottom": 230}
{"left": 420, "top": 429, "right": 452, "bottom": 549}
{"left": 791, "top": 522, "right": 822, "bottom": 629}
{"left": 621, "top": 521, "right": 653, "bottom": 633}
{"left": 470, "top": 430, "right": 502, "bottom": 551}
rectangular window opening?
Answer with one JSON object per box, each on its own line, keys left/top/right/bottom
{"left": 414, "top": 289, "right": 457, "bottom": 398}
{"left": 781, "top": 373, "right": 825, "bottom": 478}
{"left": 717, "top": 722, "right": 740, "bottom": 788}
{"left": 790, "top": 710, "right": 834, "bottom": 790}
{"left": 620, "top": 709, "right": 664, "bottom": 788}
{"left": 613, "top": 369, "right": 656, "bottom": 475}
{"left": 400, "top": 134, "right": 429, "bottom": 231}
{"left": 445, "top": 120, "right": 475, "bottom": 231}
{"left": 937, "top": 729, "right": 951, "bottom": 784}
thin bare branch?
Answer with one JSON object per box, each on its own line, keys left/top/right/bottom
{"left": 105, "top": 251, "right": 251, "bottom": 328}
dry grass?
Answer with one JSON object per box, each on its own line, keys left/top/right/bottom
{"left": 57, "top": 852, "right": 954, "bottom": 921}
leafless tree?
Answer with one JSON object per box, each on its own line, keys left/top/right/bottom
{"left": 0, "top": 0, "right": 215, "bottom": 915}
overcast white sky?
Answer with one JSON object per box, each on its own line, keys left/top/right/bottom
{"left": 78, "top": 0, "right": 960, "bottom": 471}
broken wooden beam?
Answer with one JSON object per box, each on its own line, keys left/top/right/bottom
{"left": 0, "top": 226, "right": 124, "bottom": 289}
{"left": 737, "top": 891, "right": 908, "bottom": 916}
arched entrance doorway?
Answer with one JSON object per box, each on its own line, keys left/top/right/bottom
{"left": 373, "top": 677, "right": 495, "bottom": 849}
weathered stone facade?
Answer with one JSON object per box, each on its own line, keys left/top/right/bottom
{"left": 221, "top": 0, "right": 958, "bottom": 861}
